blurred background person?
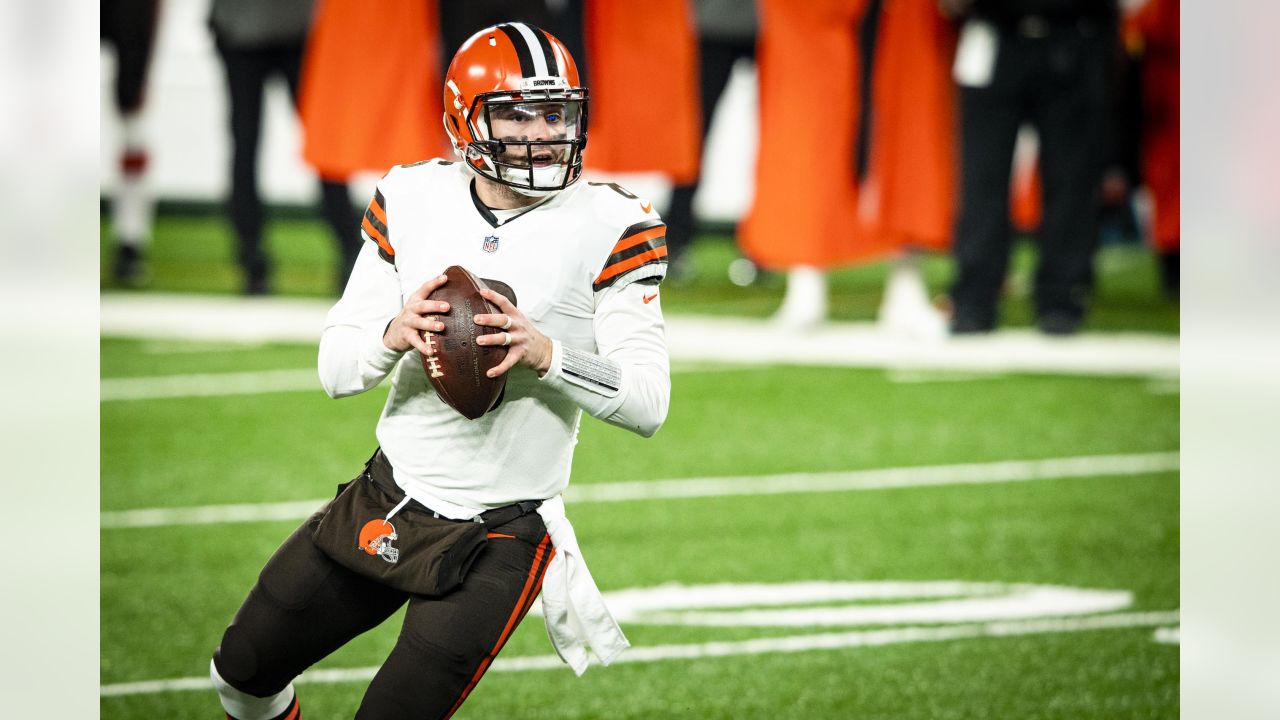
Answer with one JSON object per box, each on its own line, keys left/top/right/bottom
{"left": 861, "top": 0, "right": 959, "bottom": 339}
{"left": 580, "top": 0, "right": 701, "bottom": 206}
{"left": 740, "top": 0, "right": 873, "bottom": 329}
{"left": 741, "top": 0, "right": 958, "bottom": 335}
{"left": 945, "top": 0, "right": 1121, "bottom": 335}
{"left": 101, "top": 0, "right": 161, "bottom": 286}
{"left": 1124, "top": 0, "right": 1179, "bottom": 299}
{"left": 662, "top": 0, "right": 758, "bottom": 284}
{"left": 438, "top": 0, "right": 556, "bottom": 62}
{"left": 298, "top": 0, "right": 447, "bottom": 294}
{"left": 210, "top": 0, "right": 357, "bottom": 295}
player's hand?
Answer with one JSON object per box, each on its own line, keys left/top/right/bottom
{"left": 473, "top": 288, "right": 553, "bottom": 377}
{"left": 383, "top": 274, "right": 451, "bottom": 354}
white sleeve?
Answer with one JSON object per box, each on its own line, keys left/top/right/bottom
{"left": 538, "top": 277, "right": 670, "bottom": 437}
{"left": 317, "top": 242, "right": 406, "bottom": 398}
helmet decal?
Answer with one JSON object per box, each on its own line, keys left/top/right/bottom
{"left": 358, "top": 518, "right": 400, "bottom": 564}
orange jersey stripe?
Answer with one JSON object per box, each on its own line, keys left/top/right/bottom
{"left": 609, "top": 225, "right": 665, "bottom": 256}
{"left": 596, "top": 245, "right": 669, "bottom": 284}
{"left": 361, "top": 215, "right": 394, "bottom": 257}
{"left": 367, "top": 195, "right": 388, "bottom": 226}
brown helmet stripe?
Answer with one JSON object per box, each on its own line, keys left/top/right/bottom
{"left": 525, "top": 24, "right": 561, "bottom": 77}
{"left": 496, "top": 23, "right": 537, "bottom": 78}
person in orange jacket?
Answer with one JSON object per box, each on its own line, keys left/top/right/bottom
{"left": 741, "top": 0, "right": 958, "bottom": 334}
{"left": 581, "top": 0, "right": 701, "bottom": 186}
{"left": 297, "top": 0, "right": 449, "bottom": 291}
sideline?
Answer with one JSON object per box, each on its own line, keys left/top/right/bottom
{"left": 101, "top": 293, "right": 1180, "bottom": 377}
{"left": 100, "top": 609, "right": 1179, "bottom": 697}
{"left": 100, "top": 452, "right": 1178, "bottom": 529}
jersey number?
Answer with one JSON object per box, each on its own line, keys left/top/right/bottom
{"left": 587, "top": 181, "right": 639, "bottom": 200}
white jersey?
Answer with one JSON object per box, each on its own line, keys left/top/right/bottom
{"left": 318, "top": 159, "right": 670, "bottom": 518}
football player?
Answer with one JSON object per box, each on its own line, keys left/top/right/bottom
{"left": 210, "top": 22, "right": 670, "bottom": 720}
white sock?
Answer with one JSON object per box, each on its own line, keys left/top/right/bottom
{"left": 211, "top": 659, "right": 296, "bottom": 720}
{"left": 878, "top": 253, "right": 946, "bottom": 340}
{"left": 113, "top": 112, "right": 154, "bottom": 247}
{"left": 773, "top": 265, "right": 827, "bottom": 329}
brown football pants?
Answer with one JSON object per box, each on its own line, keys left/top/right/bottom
{"left": 212, "top": 510, "right": 553, "bottom": 719}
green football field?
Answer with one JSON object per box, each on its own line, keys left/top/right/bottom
{"left": 101, "top": 217, "right": 1178, "bottom": 718}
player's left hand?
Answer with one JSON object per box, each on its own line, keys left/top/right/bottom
{"left": 474, "top": 288, "right": 554, "bottom": 378}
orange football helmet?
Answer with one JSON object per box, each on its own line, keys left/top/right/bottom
{"left": 443, "top": 23, "right": 587, "bottom": 196}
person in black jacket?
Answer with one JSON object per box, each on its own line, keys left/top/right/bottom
{"left": 944, "top": 0, "right": 1119, "bottom": 335}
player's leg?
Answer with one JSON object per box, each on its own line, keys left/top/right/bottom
{"left": 318, "top": 178, "right": 361, "bottom": 293}
{"left": 212, "top": 519, "right": 408, "bottom": 720}
{"left": 665, "top": 36, "right": 744, "bottom": 281}
{"left": 215, "top": 40, "right": 272, "bottom": 294}
{"left": 105, "top": 0, "right": 160, "bottom": 285}
{"left": 1030, "top": 26, "right": 1109, "bottom": 334}
{"left": 949, "top": 37, "right": 1024, "bottom": 333}
{"left": 278, "top": 44, "right": 359, "bottom": 294}
{"left": 354, "top": 512, "right": 554, "bottom": 719}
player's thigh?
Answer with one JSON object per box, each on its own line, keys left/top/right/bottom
{"left": 356, "top": 513, "right": 552, "bottom": 718}
{"left": 215, "top": 519, "right": 407, "bottom": 695}
{"left": 405, "top": 513, "right": 552, "bottom": 659}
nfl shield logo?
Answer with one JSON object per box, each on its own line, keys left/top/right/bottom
{"left": 482, "top": 235, "right": 500, "bottom": 253}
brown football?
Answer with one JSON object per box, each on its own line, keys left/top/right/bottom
{"left": 420, "top": 265, "right": 518, "bottom": 420}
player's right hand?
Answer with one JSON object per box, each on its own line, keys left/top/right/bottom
{"left": 382, "top": 274, "right": 451, "bottom": 354}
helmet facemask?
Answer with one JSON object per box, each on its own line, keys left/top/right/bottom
{"left": 460, "top": 88, "right": 588, "bottom": 197}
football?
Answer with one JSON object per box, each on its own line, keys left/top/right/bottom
{"left": 421, "top": 265, "right": 518, "bottom": 419}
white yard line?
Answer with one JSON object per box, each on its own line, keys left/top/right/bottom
{"left": 99, "top": 609, "right": 1180, "bottom": 697}
{"left": 100, "top": 364, "right": 745, "bottom": 401}
{"left": 100, "top": 452, "right": 1178, "bottom": 529}
{"left": 102, "top": 293, "right": 1179, "bottom": 377}
{"left": 101, "top": 369, "right": 323, "bottom": 401}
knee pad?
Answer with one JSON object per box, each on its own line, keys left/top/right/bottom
{"left": 213, "top": 625, "right": 292, "bottom": 700}
{"left": 211, "top": 656, "right": 296, "bottom": 720}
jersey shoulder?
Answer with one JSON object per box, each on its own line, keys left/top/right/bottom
{"left": 362, "top": 159, "right": 466, "bottom": 263}
{"left": 569, "top": 181, "right": 668, "bottom": 292}
{"left": 381, "top": 157, "right": 466, "bottom": 192}
{"left": 574, "top": 180, "right": 662, "bottom": 232}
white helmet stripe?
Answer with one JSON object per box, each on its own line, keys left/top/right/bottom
{"left": 511, "top": 23, "right": 550, "bottom": 77}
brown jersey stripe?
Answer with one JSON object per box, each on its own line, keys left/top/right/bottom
{"left": 596, "top": 224, "right": 667, "bottom": 283}
{"left": 361, "top": 213, "right": 387, "bottom": 247}
{"left": 613, "top": 218, "right": 665, "bottom": 247}
{"left": 362, "top": 207, "right": 389, "bottom": 243}
{"left": 362, "top": 188, "right": 391, "bottom": 262}
{"left": 610, "top": 224, "right": 666, "bottom": 257}
{"left": 600, "top": 233, "right": 667, "bottom": 276}
{"left": 361, "top": 215, "right": 394, "bottom": 261}
{"left": 594, "top": 219, "right": 667, "bottom": 285}
{"left": 593, "top": 245, "right": 669, "bottom": 290}
{"left": 367, "top": 190, "right": 388, "bottom": 226}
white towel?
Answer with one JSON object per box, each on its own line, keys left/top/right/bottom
{"left": 535, "top": 495, "right": 630, "bottom": 675}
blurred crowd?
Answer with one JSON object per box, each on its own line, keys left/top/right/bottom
{"left": 102, "top": 0, "right": 1178, "bottom": 335}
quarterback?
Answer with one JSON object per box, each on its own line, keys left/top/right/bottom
{"left": 210, "top": 23, "right": 669, "bottom": 720}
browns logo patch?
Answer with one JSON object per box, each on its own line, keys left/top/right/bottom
{"left": 358, "top": 518, "right": 400, "bottom": 564}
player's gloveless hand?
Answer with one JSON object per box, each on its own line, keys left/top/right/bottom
{"left": 383, "top": 274, "right": 450, "bottom": 354}
{"left": 473, "top": 288, "right": 553, "bottom": 377}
